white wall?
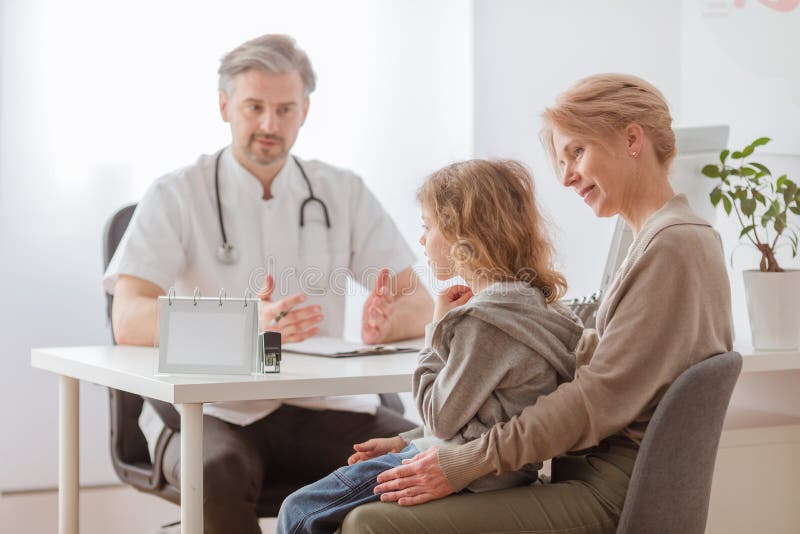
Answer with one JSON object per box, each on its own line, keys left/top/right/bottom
{"left": 0, "top": 0, "right": 472, "bottom": 491}
{"left": 473, "top": 0, "right": 683, "bottom": 298}
{"left": 680, "top": 1, "right": 800, "bottom": 154}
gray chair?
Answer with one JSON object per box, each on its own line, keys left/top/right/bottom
{"left": 616, "top": 351, "right": 742, "bottom": 534}
{"left": 103, "top": 203, "right": 405, "bottom": 517}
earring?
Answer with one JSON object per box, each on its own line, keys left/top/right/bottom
{"left": 630, "top": 151, "right": 639, "bottom": 158}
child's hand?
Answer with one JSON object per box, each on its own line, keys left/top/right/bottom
{"left": 433, "top": 285, "right": 473, "bottom": 322}
{"left": 348, "top": 436, "right": 407, "bottom": 465}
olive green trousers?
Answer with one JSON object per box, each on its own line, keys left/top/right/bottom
{"left": 340, "top": 444, "right": 637, "bottom": 534}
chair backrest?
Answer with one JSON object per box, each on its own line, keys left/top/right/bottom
{"left": 104, "top": 203, "right": 184, "bottom": 422}
{"left": 104, "top": 204, "right": 179, "bottom": 491}
{"left": 616, "top": 351, "right": 742, "bottom": 534}
{"left": 103, "top": 204, "right": 137, "bottom": 341}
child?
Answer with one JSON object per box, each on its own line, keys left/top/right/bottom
{"left": 277, "top": 159, "right": 583, "bottom": 534}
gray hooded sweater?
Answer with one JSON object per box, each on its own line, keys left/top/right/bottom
{"left": 400, "top": 281, "right": 583, "bottom": 492}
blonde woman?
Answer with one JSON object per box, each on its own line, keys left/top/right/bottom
{"left": 276, "top": 159, "right": 584, "bottom": 534}
{"left": 343, "top": 74, "right": 734, "bottom": 533}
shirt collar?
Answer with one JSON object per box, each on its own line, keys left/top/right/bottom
{"left": 270, "top": 155, "right": 296, "bottom": 198}
{"left": 223, "top": 147, "right": 297, "bottom": 200}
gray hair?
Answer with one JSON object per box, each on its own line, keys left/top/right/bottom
{"left": 218, "top": 34, "right": 317, "bottom": 97}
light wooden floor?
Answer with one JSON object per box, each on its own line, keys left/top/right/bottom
{"left": 0, "top": 485, "right": 277, "bottom": 534}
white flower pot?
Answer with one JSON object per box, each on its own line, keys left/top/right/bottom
{"left": 743, "top": 269, "right": 800, "bottom": 351}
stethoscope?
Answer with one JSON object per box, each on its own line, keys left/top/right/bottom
{"left": 214, "top": 148, "right": 332, "bottom": 264}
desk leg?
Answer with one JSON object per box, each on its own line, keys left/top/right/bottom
{"left": 180, "top": 403, "right": 203, "bottom": 534}
{"left": 59, "top": 376, "right": 79, "bottom": 534}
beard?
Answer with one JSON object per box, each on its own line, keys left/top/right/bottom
{"left": 246, "top": 134, "right": 287, "bottom": 166}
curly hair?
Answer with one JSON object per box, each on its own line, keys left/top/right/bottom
{"left": 418, "top": 159, "right": 566, "bottom": 303}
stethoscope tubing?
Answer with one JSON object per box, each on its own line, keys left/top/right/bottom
{"left": 213, "top": 147, "right": 331, "bottom": 264}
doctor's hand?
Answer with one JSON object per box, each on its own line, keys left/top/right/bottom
{"left": 347, "top": 435, "right": 407, "bottom": 465}
{"left": 433, "top": 285, "right": 473, "bottom": 322}
{"left": 374, "top": 446, "right": 455, "bottom": 506}
{"left": 361, "top": 268, "right": 395, "bottom": 344}
{"left": 258, "top": 275, "right": 324, "bottom": 343}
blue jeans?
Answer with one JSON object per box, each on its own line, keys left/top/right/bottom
{"left": 276, "top": 444, "right": 420, "bottom": 534}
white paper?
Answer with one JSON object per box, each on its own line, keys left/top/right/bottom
{"left": 167, "top": 311, "right": 247, "bottom": 366}
{"left": 282, "top": 336, "right": 420, "bottom": 356}
{"left": 282, "top": 336, "right": 369, "bottom": 355}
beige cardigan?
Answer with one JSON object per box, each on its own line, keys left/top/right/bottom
{"left": 438, "top": 195, "right": 734, "bottom": 491}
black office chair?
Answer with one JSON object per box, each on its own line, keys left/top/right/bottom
{"left": 103, "top": 203, "right": 405, "bottom": 517}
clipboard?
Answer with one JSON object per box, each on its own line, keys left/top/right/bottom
{"left": 282, "top": 336, "right": 420, "bottom": 358}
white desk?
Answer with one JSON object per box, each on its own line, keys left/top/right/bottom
{"left": 31, "top": 346, "right": 418, "bottom": 534}
{"left": 32, "top": 345, "right": 800, "bottom": 534}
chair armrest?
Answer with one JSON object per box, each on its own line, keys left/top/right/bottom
{"left": 147, "top": 398, "right": 182, "bottom": 432}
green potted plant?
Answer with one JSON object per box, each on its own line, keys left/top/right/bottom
{"left": 702, "top": 137, "right": 800, "bottom": 350}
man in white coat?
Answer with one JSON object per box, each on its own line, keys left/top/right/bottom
{"left": 104, "top": 34, "right": 432, "bottom": 533}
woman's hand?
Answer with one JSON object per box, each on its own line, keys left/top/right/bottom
{"left": 433, "top": 285, "right": 473, "bottom": 322}
{"left": 347, "top": 435, "right": 407, "bottom": 465}
{"left": 373, "top": 446, "right": 455, "bottom": 506}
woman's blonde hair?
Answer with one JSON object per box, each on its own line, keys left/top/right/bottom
{"left": 418, "top": 159, "right": 566, "bottom": 303}
{"left": 541, "top": 73, "right": 676, "bottom": 172}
